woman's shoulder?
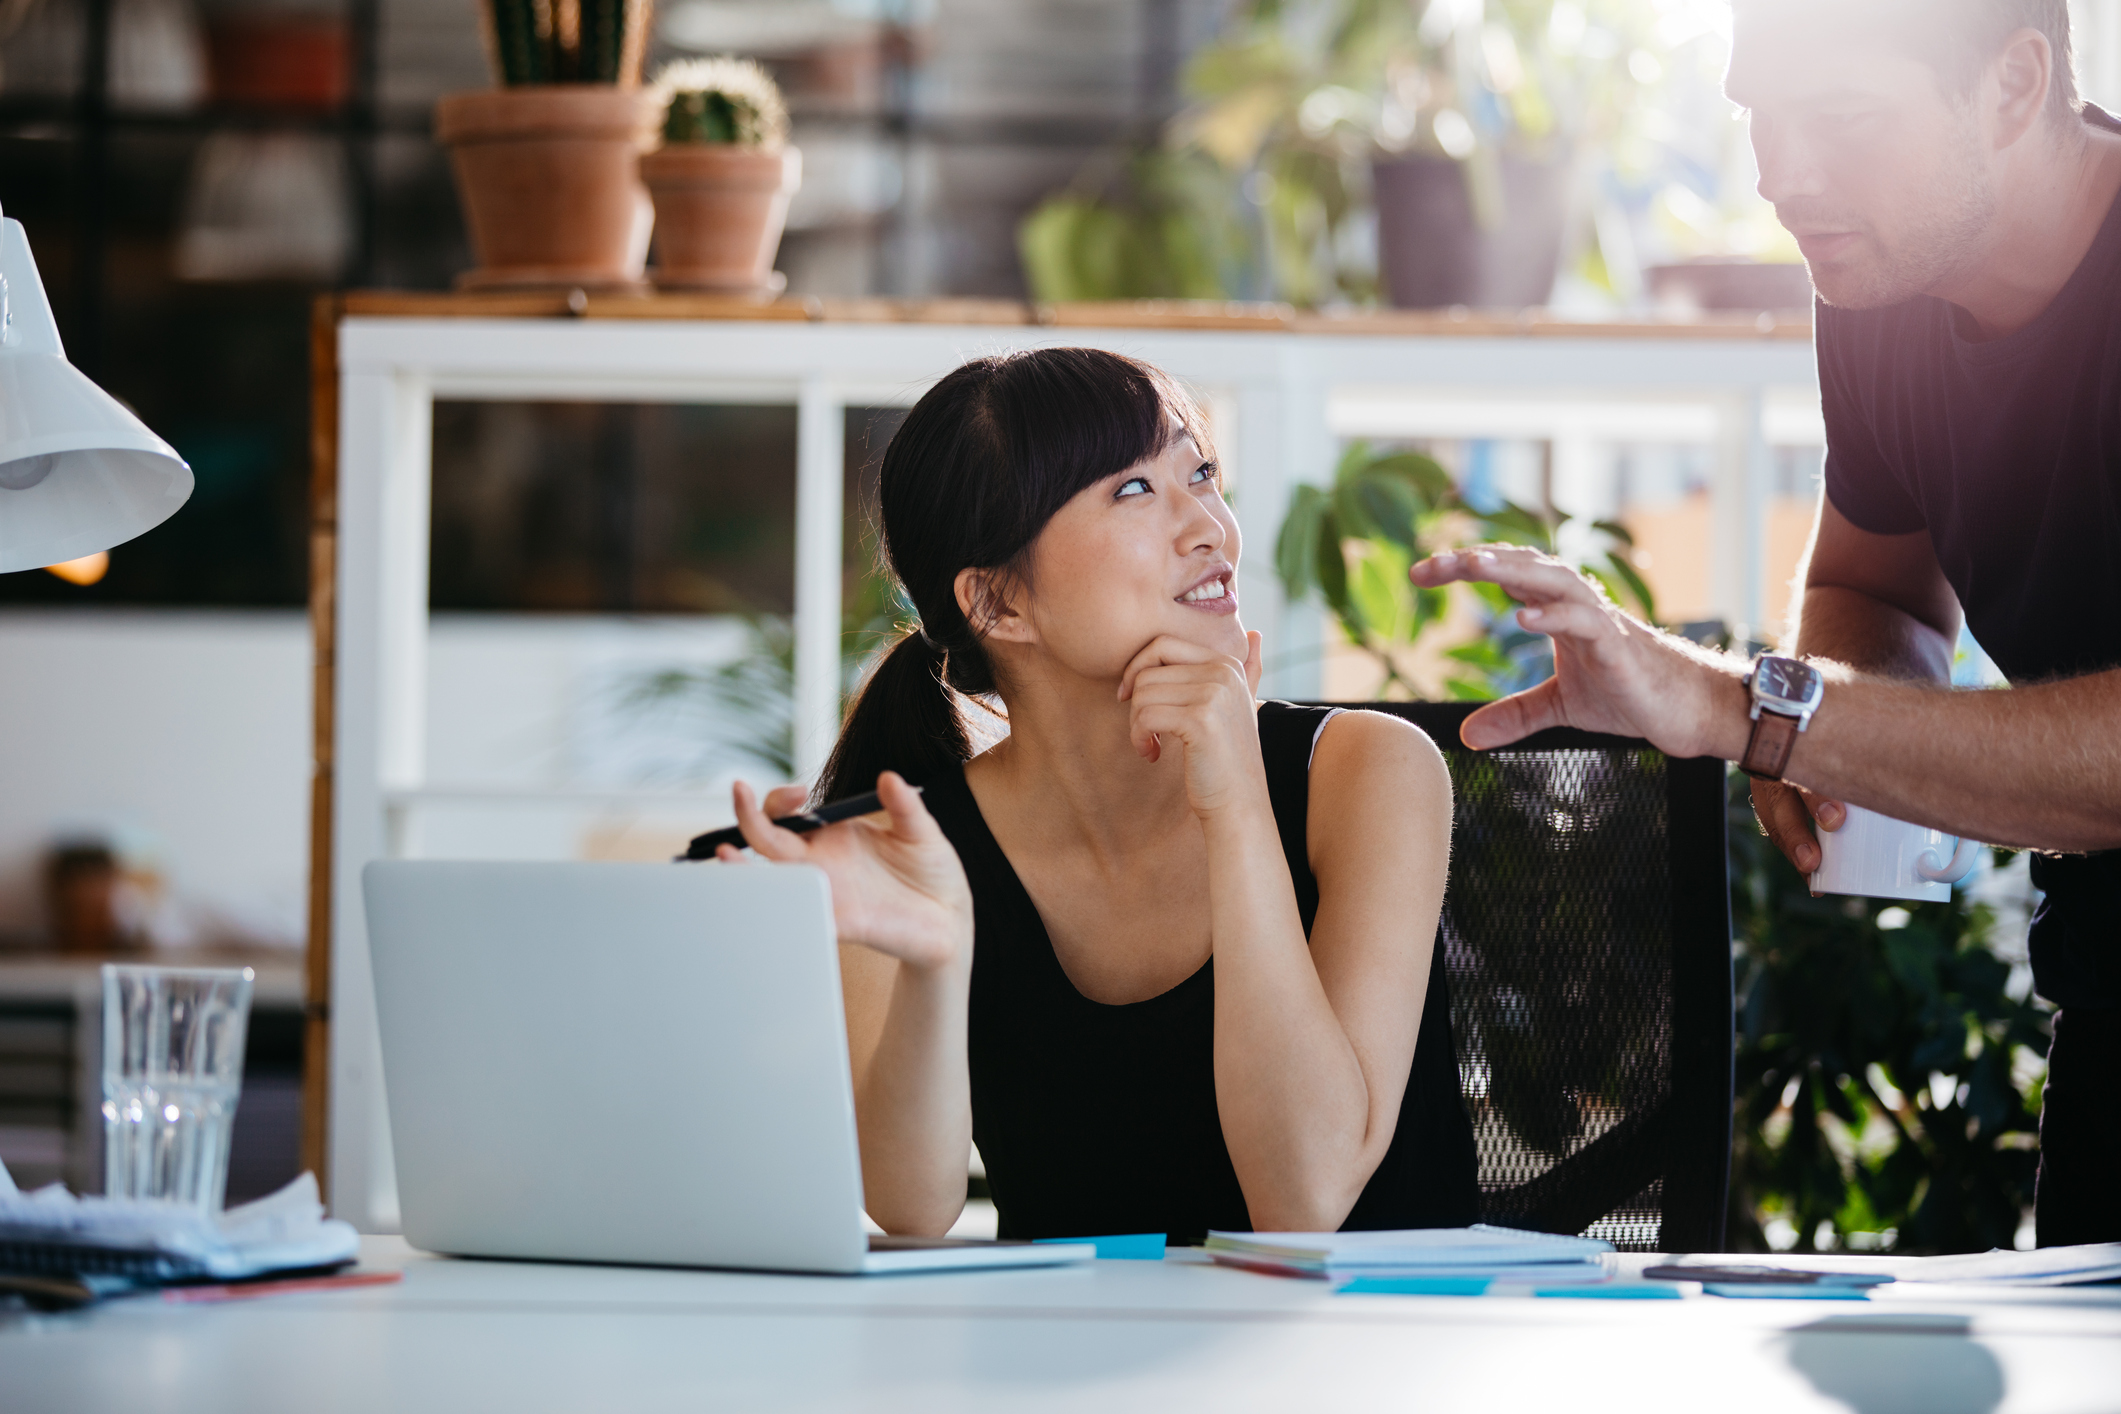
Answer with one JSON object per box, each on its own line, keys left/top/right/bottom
{"left": 1296, "top": 706, "right": 1451, "bottom": 814}
{"left": 1255, "top": 701, "right": 1444, "bottom": 773}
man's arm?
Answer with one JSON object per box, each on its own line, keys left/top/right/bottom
{"left": 1410, "top": 545, "right": 2121, "bottom": 854}
{"left": 1751, "top": 495, "right": 1964, "bottom": 871}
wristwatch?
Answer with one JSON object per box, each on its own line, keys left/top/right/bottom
{"left": 1741, "top": 653, "right": 1824, "bottom": 781}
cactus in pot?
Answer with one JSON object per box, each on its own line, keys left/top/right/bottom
{"left": 640, "top": 57, "right": 801, "bottom": 295}
{"left": 435, "top": 0, "right": 660, "bottom": 290}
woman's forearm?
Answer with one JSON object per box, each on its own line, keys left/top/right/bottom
{"left": 849, "top": 947, "right": 974, "bottom": 1236}
{"left": 1204, "top": 807, "right": 1379, "bottom": 1232}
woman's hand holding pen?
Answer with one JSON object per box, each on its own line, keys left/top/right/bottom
{"left": 1117, "top": 630, "right": 1272, "bottom": 823}
{"left": 722, "top": 773, "right": 973, "bottom": 971}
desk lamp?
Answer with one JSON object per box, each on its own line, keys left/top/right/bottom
{"left": 0, "top": 202, "right": 192, "bottom": 573}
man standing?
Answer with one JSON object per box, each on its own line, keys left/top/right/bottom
{"left": 1415, "top": 0, "right": 2121, "bottom": 1245}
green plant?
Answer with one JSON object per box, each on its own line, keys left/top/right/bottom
{"left": 653, "top": 57, "right": 790, "bottom": 147}
{"left": 1727, "top": 777, "right": 2049, "bottom": 1254}
{"left": 484, "top": 0, "right": 650, "bottom": 87}
{"left": 1020, "top": 0, "right": 1670, "bottom": 306}
{"left": 1018, "top": 148, "right": 1255, "bottom": 303}
{"left": 1273, "top": 439, "right": 1652, "bottom": 699}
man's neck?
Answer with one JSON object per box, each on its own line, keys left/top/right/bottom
{"left": 1931, "top": 117, "right": 2121, "bottom": 339}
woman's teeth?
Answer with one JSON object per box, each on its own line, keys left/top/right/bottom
{"left": 1181, "top": 579, "right": 1228, "bottom": 602}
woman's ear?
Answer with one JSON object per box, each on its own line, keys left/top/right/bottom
{"left": 955, "top": 566, "right": 1035, "bottom": 645}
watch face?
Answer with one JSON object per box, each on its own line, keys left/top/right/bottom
{"left": 1755, "top": 656, "right": 1820, "bottom": 706}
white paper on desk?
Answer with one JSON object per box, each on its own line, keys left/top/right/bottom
{"left": 0, "top": 1171, "right": 359, "bottom": 1279}
{"left": 1893, "top": 1242, "right": 2121, "bottom": 1286}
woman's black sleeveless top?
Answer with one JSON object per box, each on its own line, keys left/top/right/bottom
{"left": 921, "top": 700, "right": 1480, "bottom": 1244}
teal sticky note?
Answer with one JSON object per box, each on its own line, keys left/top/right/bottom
{"left": 1531, "top": 1284, "right": 1683, "bottom": 1300}
{"left": 1337, "top": 1277, "right": 1493, "bottom": 1296}
{"left": 1702, "top": 1283, "right": 1869, "bottom": 1300}
{"left": 1035, "top": 1233, "right": 1166, "bottom": 1260}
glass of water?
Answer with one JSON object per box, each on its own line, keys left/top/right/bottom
{"left": 101, "top": 965, "right": 254, "bottom": 1210}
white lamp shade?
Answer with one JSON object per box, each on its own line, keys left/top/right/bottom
{"left": 0, "top": 215, "right": 193, "bottom": 574}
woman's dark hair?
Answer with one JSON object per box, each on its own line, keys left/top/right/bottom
{"left": 815, "top": 347, "right": 1211, "bottom": 803}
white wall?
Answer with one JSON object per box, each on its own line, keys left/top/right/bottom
{"left": 2075, "top": 0, "right": 2121, "bottom": 109}
{"left": 0, "top": 609, "right": 768, "bottom": 947}
{"left": 0, "top": 610, "right": 312, "bottom": 947}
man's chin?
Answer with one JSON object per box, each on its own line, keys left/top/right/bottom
{"left": 1807, "top": 260, "right": 1920, "bottom": 311}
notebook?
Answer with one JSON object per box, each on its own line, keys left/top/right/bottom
{"left": 1204, "top": 1224, "right": 1613, "bottom": 1279}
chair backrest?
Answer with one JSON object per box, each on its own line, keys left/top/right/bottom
{"left": 1343, "top": 702, "right": 1733, "bottom": 1253}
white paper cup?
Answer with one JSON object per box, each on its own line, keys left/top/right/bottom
{"left": 1810, "top": 805, "right": 1981, "bottom": 903}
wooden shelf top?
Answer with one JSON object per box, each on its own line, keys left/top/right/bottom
{"left": 334, "top": 291, "right": 1814, "bottom": 342}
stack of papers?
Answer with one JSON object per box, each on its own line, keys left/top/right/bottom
{"left": 1204, "top": 1224, "right": 1614, "bottom": 1284}
{"left": 0, "top": 1157, "right": 359, "bottom": 1304}
{"left": 1892, "top": 1243, "right": 2121, "bottom": 1287}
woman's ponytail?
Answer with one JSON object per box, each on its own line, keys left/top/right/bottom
{"left": 814, "top": 630, "right": 968, "bottom": 804}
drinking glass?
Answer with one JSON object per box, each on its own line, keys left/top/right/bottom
{"left": 101, "top": 964, "right": 254, "bottom": 1210}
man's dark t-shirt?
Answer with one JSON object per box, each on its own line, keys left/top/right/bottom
{"left": 1819, "top": 104, "right": 2121, "bottom": 1011}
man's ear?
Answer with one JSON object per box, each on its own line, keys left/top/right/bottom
{"left": 1989, "top": 28, "right": 2054, "bottom": 148}
{"left": 955, "top": 567, "right": 1036, "bottom": 645}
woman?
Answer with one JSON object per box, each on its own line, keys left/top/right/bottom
{"left": 721, "top": 348, "right": 1477, "bottom": 1242}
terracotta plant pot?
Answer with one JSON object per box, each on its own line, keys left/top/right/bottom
{"left": 640, "top": 145, "right": 802, "bottom": 293}
{"left": 435, "top": 86, "right": 660, "bottom": 291}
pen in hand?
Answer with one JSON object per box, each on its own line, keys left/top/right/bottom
{"left": 677, "top": 787, "right": 913, "bottom": 861}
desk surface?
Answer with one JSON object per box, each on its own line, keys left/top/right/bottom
{"left": 6, "top": 1238, "right": 2117, "bottom": 1413}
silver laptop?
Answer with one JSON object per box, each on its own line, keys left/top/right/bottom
{"left": 363, "top": 860, "right": 1092, "bottom": 1275}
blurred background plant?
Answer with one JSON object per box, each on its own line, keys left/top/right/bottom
{"left": 1726, "top": 797, "right": 2049, "bottom": 1255}
{"left": 1274, "top": 439, "right": 1653, "bottom": 699}
{"left": 617, "top": 524, "right": 910, "bottom": 783}
{"left": 1020, "top": 0, "right": 1791, "bottom": 311}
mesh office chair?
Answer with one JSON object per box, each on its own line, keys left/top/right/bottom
{"left": 1351, "top": 702, "right": 1734, "bottom": 1253}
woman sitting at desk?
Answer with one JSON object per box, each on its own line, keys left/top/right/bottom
{"left": 720, "top": 347, "right": 1477, "bottom": 1242}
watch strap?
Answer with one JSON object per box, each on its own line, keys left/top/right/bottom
{"left": 1741, "top": 709, "right": 1802, "bottom": 781}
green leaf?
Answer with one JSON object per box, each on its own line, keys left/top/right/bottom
{"left": 1334, "top": 438, "right": 1375, "bottom": 483}
{"left": 1350, "top": 469, "right": 1424, "bottom": 549}
{"left": 1590, "top": 518, "right": 1635, "bottom": 547}
{"left": 1480, "top": 500, "right": 1556, "bottom": 551}
{"left": 1444, "top": 676, "right": 1500, "bottom": 701}
{"left": 1275, "top": 484, "right": 1327, "bottom": 599}
{"left": 1347, "top": 539, "right": 1411, "bottom": 643}
{"left": 1364, "top": 450, "right": 1456, "bottom": 506}
{"left": 1332, "top": 473, "right": 1381, "bottom": 541}
{"left": 1600, "top": 549, "right": 1658, "bottom": 622}
{"left": 1315, "top": 511, "right": 1351, "bottom": 621}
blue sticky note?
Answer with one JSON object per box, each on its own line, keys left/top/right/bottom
{"left": 1338, "top": 1277, "right": 1493, "bottom": 1296}
{"left": 1531, "top": 1284, "right": 1683, "bottom": 1300}
{"left": 1036, "top": 1233, "right": 1166, "bottom": 1261}
{"left": 1702, "top": 1283, "right": 1869, "bottom": 1300}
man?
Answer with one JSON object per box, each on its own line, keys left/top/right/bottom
{"left": 1414, "top": 0, "right": 2121, "bottom": 1246}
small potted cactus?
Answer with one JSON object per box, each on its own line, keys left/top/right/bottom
{"left": 435, "top": 0, "right": 660, "bottom": 290}
{"left": 640, "top": 58, "right": 801, "bottom": 294}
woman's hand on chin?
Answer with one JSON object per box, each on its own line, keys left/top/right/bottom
{"left": 718, "top": 772, "right": 973, "bottom": 972}
{"left": 1117, "top": 630, "right": 1271, "bottom": 821}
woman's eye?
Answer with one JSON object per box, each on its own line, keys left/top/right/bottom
{"left": 1116, "top": 476, "right": 1152, "bottom": 498}
{"left": 1190, "top": 463, "right": 1217, "bottom": 486}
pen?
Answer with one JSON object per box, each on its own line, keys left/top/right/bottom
{"left": 677, "top": 787, "right": 914, "bottom": 861}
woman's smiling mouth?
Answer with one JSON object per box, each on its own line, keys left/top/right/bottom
{"left": 1177, "top": 569, "right": 1237, "bottom": 614}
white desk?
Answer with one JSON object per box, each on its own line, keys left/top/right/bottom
{"left": 7, "top": 1237, "right": 2118, "bottom": 1413}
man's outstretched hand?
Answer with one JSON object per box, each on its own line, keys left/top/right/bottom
{"left": 1409, "top": 545, "right": 1748, "bottom": 760}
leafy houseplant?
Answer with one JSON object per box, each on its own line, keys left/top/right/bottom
{"left": 435, "top": 0, "right": 659, "bottom": 290}
{"left": 1727, "top": 780, "right": 2049, "bottom": 1254}
{"left": 640, "top": 58, "right": 801, "bottom": 295}
{"left": 1274, "top": 440, "right": 1652, "bottom": 699}
{"left": 1021, "top": 0, "right": 1663, "bottom": 310}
